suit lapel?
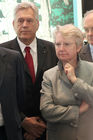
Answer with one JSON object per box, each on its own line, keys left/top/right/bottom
{"left": 81, "top": 44, "right": 92, "bottom": 62}
{"left": 9, "top": 38, "right": 48, "bottom": 82}
{"left": 11, "top": 38, "right": 31, "bottom": 76}
{"left": 36, "top": 39, "right": 47, "bottom": 80}
{"left": 0, "top": 51, "right": 6, "bottom": 100}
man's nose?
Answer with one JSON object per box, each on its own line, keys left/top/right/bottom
{"left": 59, "top": 44, "right": 65, "bottom": 50}
{"left": 88, "top": 29, "right": 93, "bottom": 35}
{"left": 22, "top": 20, "right": 28, "bottom": 26}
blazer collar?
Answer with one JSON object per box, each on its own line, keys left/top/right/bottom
{"left": 57, "top": 57, "right": 80, "bottom": 86}
{"left": 36, "top": 38, "right": 48, "bottom": 79}
{"left": 57, "top": 60, "right": 72, "bottom": 86}
{"left": 0, "top": 49, "right": 6, "bottom": 98}
{"left": 10, "top": 38, "right": 31, "bottom": 76}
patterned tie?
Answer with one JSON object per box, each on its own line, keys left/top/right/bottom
{"left": 25, "top": 46, "right": 35, "bottom": 83}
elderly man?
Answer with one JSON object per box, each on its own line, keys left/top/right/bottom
{"left": 0, "top": 2, "right": 58, "bottom": 140}
{"left": 80, "top": 10, "right": 93, "bottom": 61}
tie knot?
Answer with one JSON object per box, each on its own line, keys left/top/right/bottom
{"left": 25, "top": 46, "right": 31, "bottom": 53}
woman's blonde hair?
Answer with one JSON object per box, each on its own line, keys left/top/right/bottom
{"left": 53, "top": 24, "right": 83, "bottom": 47}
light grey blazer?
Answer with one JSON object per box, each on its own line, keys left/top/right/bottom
{"left": 40, "top": 60, "right": 93, "bottom": 140}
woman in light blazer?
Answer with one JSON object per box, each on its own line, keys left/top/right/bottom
{"left": 40, "top": 24, "right": 93, "bottom": 140}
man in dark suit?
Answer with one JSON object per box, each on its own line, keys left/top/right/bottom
{"left": 80, "top": 10, "right": 93, "bottom": 62}
{"left": 0, "top": 47, "right": 24, "bottom": 140}
{"left": 0, "top": 2, "right": 58, "bottom": 140}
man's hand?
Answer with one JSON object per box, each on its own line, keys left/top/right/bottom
{"left": 24, "top": 132, "right": 36, "bottom": 140}
{"left": 21, "top": 116, "right": 46, "bottom": 139}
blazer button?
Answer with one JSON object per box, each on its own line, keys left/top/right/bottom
{"left": 74, "top": 93, "right": 78, "bottom": 97}
{"left": 70, "top": 122, "right": 78, "bottom": 128}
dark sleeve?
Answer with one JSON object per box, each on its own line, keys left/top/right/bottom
{"left": 16, "top": 53, "right": 25, "bottom": 112}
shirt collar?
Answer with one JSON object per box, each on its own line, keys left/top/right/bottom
{"left": 89, "top": 44, "right": 93, "bottom": 52}
{"left": 58, "top": 55, "right": 80, "bottom": 72}
{"left": 17, "top": 37, "right": 37, "bottom": 53}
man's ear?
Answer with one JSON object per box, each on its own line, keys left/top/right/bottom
{"left": 12, "top": 20, "right": 15, "bottom": 28}
{"left": 36, "top": 20, "right": 39, "bottom": 31}
{"left": 12, "top": 20, "right": 16, "bottom": 33}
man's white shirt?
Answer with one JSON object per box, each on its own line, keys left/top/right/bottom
{"left": 17, "top": 37, "right": 38, "bottom": 75}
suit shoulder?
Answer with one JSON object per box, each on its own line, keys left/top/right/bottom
{"left": 82, "top": 60, "right": 93, "bottom": 66}
{"left": 0, "top": 47, "right": 23, "bottom": 67}
{"left": 0, "top": 47, "right": 20, "bottom": 57}
{"left": 81, "top": 60, "right": 93, "bottom": 70}
{"left": 44, "top": 65, "right": 58, "bottom": 77}
{"left": 0, "top": 39, "right": 15, "bottom": 46}
{"left": 37, "top": 38, "right": 54, "bottom": 46}
{"left": 80, "top": 44, "right": 89, "bottom": 54}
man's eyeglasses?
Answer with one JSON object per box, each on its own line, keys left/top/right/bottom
{"left": 17, "top": 18, "right": 34, "bottom": 25}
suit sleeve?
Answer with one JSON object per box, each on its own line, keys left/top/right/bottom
{"left": 16, "top": 53, "right": 25, "bottom": 113}
{"left": 40, "top": 71, "right": 79, "bottom": 124}
{"left": 72, "top": 78, "right": 93, "bottom": 107}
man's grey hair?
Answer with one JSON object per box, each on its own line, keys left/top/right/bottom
{"left": 84, "top": 10, "right": 93, "bottom": 18}
{"left": 83, "top": 10, "right": 93, "bottom": 26}
{"left": 14, "top": 2, "right": 39, "bottom": 20}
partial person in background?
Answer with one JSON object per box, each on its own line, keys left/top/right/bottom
{"left": 0, "top": 47, "right": 24, "bottom": 140}
{"left": 80, "top": 10, "right": 93, "bottom": 61}
{"left": 40, "top": 24, "right": 93, "bottom": 140}
{"left": 0, "top": 2, "right": 58, "bottom": 140}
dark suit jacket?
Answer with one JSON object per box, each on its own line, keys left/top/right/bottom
{"left": 0, "top": 47, "right": 24, "bottom": 140}
{"left": 79, "top": 43, "right": 93, "bottom": 62}
{"left": 0, "top": 37, "right": 58, "bottom": 140}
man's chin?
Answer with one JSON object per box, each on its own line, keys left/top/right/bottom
{"left": 19, "top": 37, "right": 30, "bottom": 41}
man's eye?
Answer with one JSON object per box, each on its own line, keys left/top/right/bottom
{"left": 55, "top": 43, "right": 61, "bottom": 46}
{"left": 18, "top": 19, "right": 24, "bottom": 23}
{"left": 27, "top": 19, "right": 33, "bottom": 23}
{"left": 64, "top": 43, "right": 69, "bottom": 46}
{"left": 84, "top": 28, "right": 89, "bottom": 32}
